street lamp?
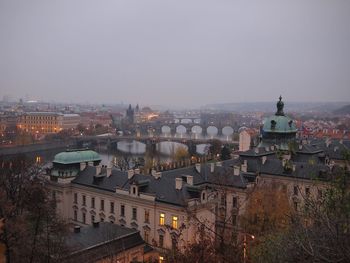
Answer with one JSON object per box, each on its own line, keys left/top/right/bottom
{"left": 243, "top": 233, "right": 255, "bottom": 263}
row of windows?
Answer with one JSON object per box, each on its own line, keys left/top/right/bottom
{"left": 293, "top": 185, "right": 322, "bottom": 198}
{"left": 74, "top": 193, "right": 179, "bottom": 228}
{"left": 24, "top": 116, "right": 57, "bottom": 120}
{"left": 220, "top": 195, "right": 238, "bottom": 208}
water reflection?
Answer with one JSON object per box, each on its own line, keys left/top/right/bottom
{"left": 116, "top": 140, "right": 146, "bottom": 154}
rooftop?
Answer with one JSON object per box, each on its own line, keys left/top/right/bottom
{"left": 53, "top": 149, "right": 101, "bottom": 165}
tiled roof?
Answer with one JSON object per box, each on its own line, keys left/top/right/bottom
{"left": 72, "top": 159, "right": 245, "bottom": 207}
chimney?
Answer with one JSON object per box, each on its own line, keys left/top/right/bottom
{"left": 299, "top": 145, "right": 303, "bottom": 150}
{"left": 134, "top": 168, "right": 140, "bottom": 175}
{"left": 233, "top": 165, "right": 240, "bottom": 176}
{"left": 154, "top": 172, "right": 162, "bottom": 179}
{"left": 128, "top": 169, "right": 134, "bottom": 179}
{"left": 292, "top": 164, "right": 296, "bottom": 172}
{"left": 195, "top": 163, "right": 201, "bottom": 173}
{"left": 270, "top": 145, "right": 275, "bottom": 151}
{"left": 74, "top": 226, "right": 81, "bottom": 233}
{"left": 106, "top": 166, "right": 112, "bottom": 177}
{"left": 254, "top": 148, "right": 259, "bottom": 154}
{"left": 265, "top": 146, "right": 269, "bottom": 152}
{"left": 186, "top": 175, "right": 193, "bottom": 186}
{"left": 216, "top": 162, "right": 222, "bottom": 167}
{"left": 80, "top": 162, "right": 86, "bottom": 171}
{"left": 93, "top": 221, "right": 99, "bottom": 228}
{"left": 175, "top": 178, "right": 182, "bottom": 190}
{"left": 210, "top": 163, "right": 215, "bottom": 173}
{"left": 96, "top": 164, "right": 102, "bottom": 175}
{"left": 282, "top": 159, "right": 287, "bottom": 167}
{"left": 241, "top": 162, "right": 247, "bottom": 173}
{"left": 261, "top": 156, "right": 267, "bottom": 165}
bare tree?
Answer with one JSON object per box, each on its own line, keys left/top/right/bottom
{"left": 0, "top": 156, "right": 69, "bottom": 263}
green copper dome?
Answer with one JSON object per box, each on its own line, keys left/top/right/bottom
{"left": 262, "top": 115, "right": 297, "bottom": 133}
{"left": 262, "top": 96, "right": 297, "bottom": 133}
{"left": 53, "top": 150, "right": 101, "bottom": 165}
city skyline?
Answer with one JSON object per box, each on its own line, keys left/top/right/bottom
{"left": 1, "top": 0, "right": 350, "bottom": 107}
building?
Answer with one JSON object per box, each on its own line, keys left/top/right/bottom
{"left": 47, "top": 150, "right": 248, "bottom": 253}
{"left": 258, "top": 96, "right": 297, "bottom": 150}
{"left": 239, "top": 128, "right": 258, "bottom": 152}
{"left": 65, "top": 222, "right": 148, "bottom": 263}
{"left": 17, "top": 112, "right": 80, "bottom": 134}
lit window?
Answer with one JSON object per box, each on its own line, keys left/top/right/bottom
{"left": 144, "top": 210, "right": 150, "bottom": 223}
{"left": 159, "top": 213, "right": 165, "bottom": 225}
{"left": 159, "top": 256, "right": 164, "bottom": 263}
{"left": 172, "top": 216, "right": 178, "bottom": 229}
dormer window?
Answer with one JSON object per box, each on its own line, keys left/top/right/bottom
{"left": 271, "top": 120, "right": 276, "bottom": 129}
{"left": 202, "top": 192, "right": 206, "bottom": 201}
{"left": 131, "top": 186, "right": 138, "bottom": 195}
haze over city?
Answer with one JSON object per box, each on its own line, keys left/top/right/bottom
{"left": 1, "top": 0, "right": 350, "bottom": 107}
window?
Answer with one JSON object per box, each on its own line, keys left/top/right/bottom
{"left": 172, "top": 237, "right": 178, "bottom": 250}
{"left": 159, "top": 256, "right": 164, "bottom": 263}
{"left": 74, "top": 210, "right": 77, "bottom": 221}
{"left": 91, "top": 215, "right": 95, "bottom": 223}
{"left": 100, "top": 200, "right": 104, "bottom": 211}
{"left": 202, "top": 192, "right": 206, "bottom": 201}
{"left": 172, "top": 216, "right": 178, "bottom": 229}
{"left": 82, "top": 212, "right": 86, "bottom": 224}
{"left": 318, "top": 189, "right": 323, "bottom": 199}
{"left": 221, "top": 195, "right": 226, "bottom": 206}
{"left": 121, "top": 205, "right": 125, "bottom": 217}
{"left": 159, "top": 213, "right": 165, "bottom": 225}
{"left": 132, "top": 208, "right": 137, "bottom": 220}
{"left": 82, "top": 195, "right": 86, "bottom": 206}
{"left": 74, "top": 193, "right": 78, "bottom": 204}
{"left": 159, "top": 235, "right": 164, "bottom": 248}
{"left": 232, "top": 214, "right": 237, "bottom": 226}
{"left": 145, "top": 210, "right": 150, "bottom": 223}
{"left": 305, "top": 187, "right": 310, "bottom": 197}
{"left": 294, "top": 202, "right": 298, "bottom": 211}
{"left": 91, "top": 197, "right": 95, "bottom": 208}
{"left": 132, "top": 187, "right": 136, "bottom": 195}
{"left": 232, "top": 197, "right": 237, "bottom": 208}
{"left": 144, "top": 230, "right": 149, "bottom": 243}
{"left": 294, "top": 186, "right": 298, "bottom": 196}
{"left": 110, "top": 202, "right": 114, "bottom": 214}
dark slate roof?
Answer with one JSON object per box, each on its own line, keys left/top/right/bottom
{"left": 66, "top": 223, "right": 144, "bottom": 253}
{"left": 243, "top": 158, "right": 330, "bottom": 180}
{"left": 313, "top": 140, "right": 349, "bottom": 160}
{"left": 72, "top": 159, "right": 246, "bottom": 207}
{"left": 239, "top": 147, "right": 276, "bottom": 157}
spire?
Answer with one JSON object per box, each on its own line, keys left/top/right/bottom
{"left": 275, "top": 95, "right": 285, "bottom": 116}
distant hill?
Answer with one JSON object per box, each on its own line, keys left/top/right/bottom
{"left": 202, "top": 102, "right": 349, "bottom": 113}
{"left": 333, "top": 104, "right": 350, "bottom": 115}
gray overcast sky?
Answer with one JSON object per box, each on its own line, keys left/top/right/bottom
{"left": 0, "top": 0, "right": 349, "bottom": 107}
